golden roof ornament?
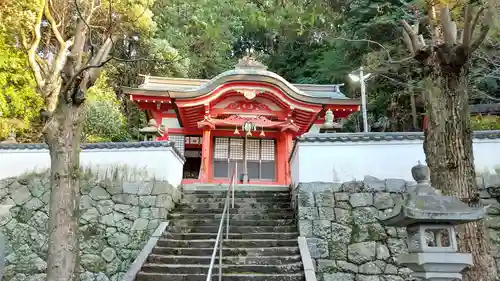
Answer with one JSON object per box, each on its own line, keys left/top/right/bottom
{"left": 235, "top": 48, "right": 267, "bottom": 71}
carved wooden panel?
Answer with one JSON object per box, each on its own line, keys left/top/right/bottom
{"left": 225, "top": 100, "right": 272, "bottom": 113}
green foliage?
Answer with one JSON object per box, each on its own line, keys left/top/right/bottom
{"left": 83, "top": 74, "right": 131, "bottom": 143}
{"left": 470, "top": 115, "right": 500, "bottom": 131}
{"left": 0, "top": 34, "right": 43, "bottom": 140}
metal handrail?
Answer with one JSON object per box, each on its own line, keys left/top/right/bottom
{"left": 206, "top": 162, "right": 237, "bottom": 281}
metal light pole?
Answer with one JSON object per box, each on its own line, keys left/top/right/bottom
{"left": 348, "top": 67, "right": 371, "bottom": 133}
{"left": 359, "top": 67, "right": 369, "bottom": 133}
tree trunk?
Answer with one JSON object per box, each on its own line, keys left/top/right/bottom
{"left": 43, "top": 91, "right": 84, "bottom": 281}
{"left": 409, "top": 91, "right": 418, "bottom": 130}
{"left": 423, "top": 50, "right": 497, "bottom": 281}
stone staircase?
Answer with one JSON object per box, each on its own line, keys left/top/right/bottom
{"left": 134, "top": 188, "right": 305, "bottom": 281}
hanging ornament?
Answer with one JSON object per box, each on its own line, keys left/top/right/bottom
{"left": 260, "top": 127, "right": 265, "bottom": 137}
{"left": 246, "top": 130, "right": 252, "bottom": 137}
{"left": 233, "top": 126, "right": 240, "bottom": 135}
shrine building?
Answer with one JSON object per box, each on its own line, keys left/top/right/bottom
{"left": 123, "top": 56, "right": 361, "bottom": 186}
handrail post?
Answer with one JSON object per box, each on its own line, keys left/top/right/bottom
{"left": 232, "top": 162, "right": 236, "bottom": 208}
{"left": 218, "top": 238, "right": 222, "bottom": 281}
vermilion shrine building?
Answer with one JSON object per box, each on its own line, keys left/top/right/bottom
{"left": 123, "top": 57, "right": 361, "bottom": 186}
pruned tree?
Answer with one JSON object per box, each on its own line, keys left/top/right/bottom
{"left": 2, "top": 0, "right": 155, "bottom": 280}
{"left": 400, "top": 0, "right": 497, "bottom": 280}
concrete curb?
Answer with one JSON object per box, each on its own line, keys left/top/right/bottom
{"left": 121, "top": 221, "right": 169, "bottom": 281}
{"left": 298, "top": 236, "right": 317, "bottom": 281}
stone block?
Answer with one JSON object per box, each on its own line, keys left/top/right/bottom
{"left": 386, "top": 238, "right": 407, "bottom": 256}
{"left": 349, "top": 193, "right": 373, "bottom": 207}
{"left": 363, "top": 177, "right": 386, "bottom": 192}
{"left": 306, "top": 237, "right": 329, "bottom": 258}
{"left": 298, "top": 206, "right": 319, "bottom": 220}
{"left": 347, "top": 241, "right": 376, "bottom": 264}
{"left": 356, "top": 275, "right": 381, "bottom": 281}
{"left": 137, "top": 182, "right": 154, "bottom": 195}
{"left": 11, "top": 184, "right": 31, "bottom": 205}
{"left": 151, "top": 181, "right": 173, "bottom": 195}
{"left": 81, "top": 254, "right": 106, "bottom": 272}
{"left": 376, "top": 243, "right": 391, "bottom": 260}
{"left": 316, "top": 191, "right": 335, "bottom": 207}
{"left": 313, "top": 220, "right": 332, "bottom": 238}
{"left": 366, "top": 223, "right": 387, "bottom": 241}
{"left": 324, "top": 272, "right": 354, "bottom": 281}
{"left": 385, "top": 179, "right": 406, "bottom": 193}
{"left": 341, "top": 181, "right": 365, "bottom": 192}
{"left": 138, "top": 196, "right": 156, "bottom": 208}
{"left": 318, "top": 207, "right": 335, "bottom": 219}
{"left": 337, "top": 260, "right": 358, "bottom": 273}
{"left": 89, "top": 186, "right": 111, "bottom": 201}
{"left": 352, "top": 207, "right": 378, "bottom": 224}
{"left": 373, "top": 193, "right": 394, "bottom": 210}
{"left": 155, "top": 194, "right": 174, "bottom": 208}
{"left": 24, "top": 198, "right": 43, "bottom": 211}
{"left": 329, "top": 241, "right": 348, "bottom": 260}
{"left": 316, "top": 259, "right": 337, "bottom": 273}
{"left": 96, "top": 200, "right": 114, "bottom": 215}
{"left": 331, "top": 223, "right": 352, "bottom": 244}
{"left": 298, "top": 190, "right": 315, "bottom": 207}
{"left": 351, "top": 224, "right": 369, "bottom": 243}
{"left": 298, "top": 220, "right": 313, "bottom": 237}
{"left": 359, "top": 261, "right": 383, "bottom": 274}
{"left": 335, "top": 192, "right": 350, "bottom": 202}
{"left": 335, "top": 208, "right": 352, "bottom": 225}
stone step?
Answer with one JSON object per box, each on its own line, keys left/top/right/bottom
{"left": 135, "top": 272, "right": 305, "bottom": 281}
{"left": 141, "top": 263, "right": 303, "bottom": 274}
{"left": 170, "top": 219, "right": 295, "bottom": 227}
{"left": 182, "top": 197, "right": 291, "bottom": 203}
{"left": 182, "top": 190, "right": 289, "bottom": 196}
{"left": 163, "top": 232, "right": 299, "bottom": 240}
{"left": 151, "top": 246, "right": 300, "bottom": 256}
{"left": 175, "top": 208, "right": 294, "bottom": 214}
{"left": 177, "top": 202, "right": 291, "bottom": 209}
{"left": 168, "top": 212, "right": 295, "bottom": 220}
{"left": 146, "top": 254, "right": 302, "bottom": 265}
{"left": 169, "top": 225, "right": 297, "bottom": 234}
{"left": 157, "top": 239, "right": 298, "bottom": 248}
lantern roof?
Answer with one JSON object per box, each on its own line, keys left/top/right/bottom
{"left": 380, "top": 163, "right": 486, "bottom": 227}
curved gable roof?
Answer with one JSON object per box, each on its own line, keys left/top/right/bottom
{"left": 125, "top": 56, "right": 360, "bottom": 106}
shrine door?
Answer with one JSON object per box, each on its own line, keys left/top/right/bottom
{"left": 213, "top": 137, "right": 276, "bottom": 181}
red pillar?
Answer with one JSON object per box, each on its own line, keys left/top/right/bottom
{"left": 276, "top": 132, "right": 293, "bottom": 185}
{"left": 200, "top": 128, "right": 212, "bottom": 183}
{"left": 283, "top": 132, "right": 293, "bottom": 186}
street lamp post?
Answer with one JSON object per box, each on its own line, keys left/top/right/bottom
{"left": 348, "top": 67, "right": 371, "bottom": 133}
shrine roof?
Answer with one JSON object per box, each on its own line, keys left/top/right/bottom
{"left": 123, "top": 56, "right": 359, "bottom": 105}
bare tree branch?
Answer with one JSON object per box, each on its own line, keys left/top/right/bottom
{"left": 22, "top": 2, "right": 46, "bottom": 90}
{"left": 470, "top": 0, "right": 494, "bottom": 53}
{"left": 330, "top": 37, "right": 413, "bottom": 64}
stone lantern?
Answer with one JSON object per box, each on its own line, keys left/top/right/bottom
{"left": 139, "top": 119, "right": 162, "bottom": 141}
{"left": 380, "top": 162, "right": 486, "bottom": 281}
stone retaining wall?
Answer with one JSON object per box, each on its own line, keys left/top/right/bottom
{"left": 0, "top": 171, "right": 180, "bottom": 281}
{"left": 293, "top": 173, "right": 500, "bottom": 281}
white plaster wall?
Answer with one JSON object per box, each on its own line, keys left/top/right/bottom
{"left": 290, "top": 138, "right": 500, "bottom": 184}
{"left": 0, "top": 147, "right": 185, "bottom": 187}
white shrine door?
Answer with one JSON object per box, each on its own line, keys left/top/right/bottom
{"left": 213, "top": 137, "right": 276, "bottom": 181}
